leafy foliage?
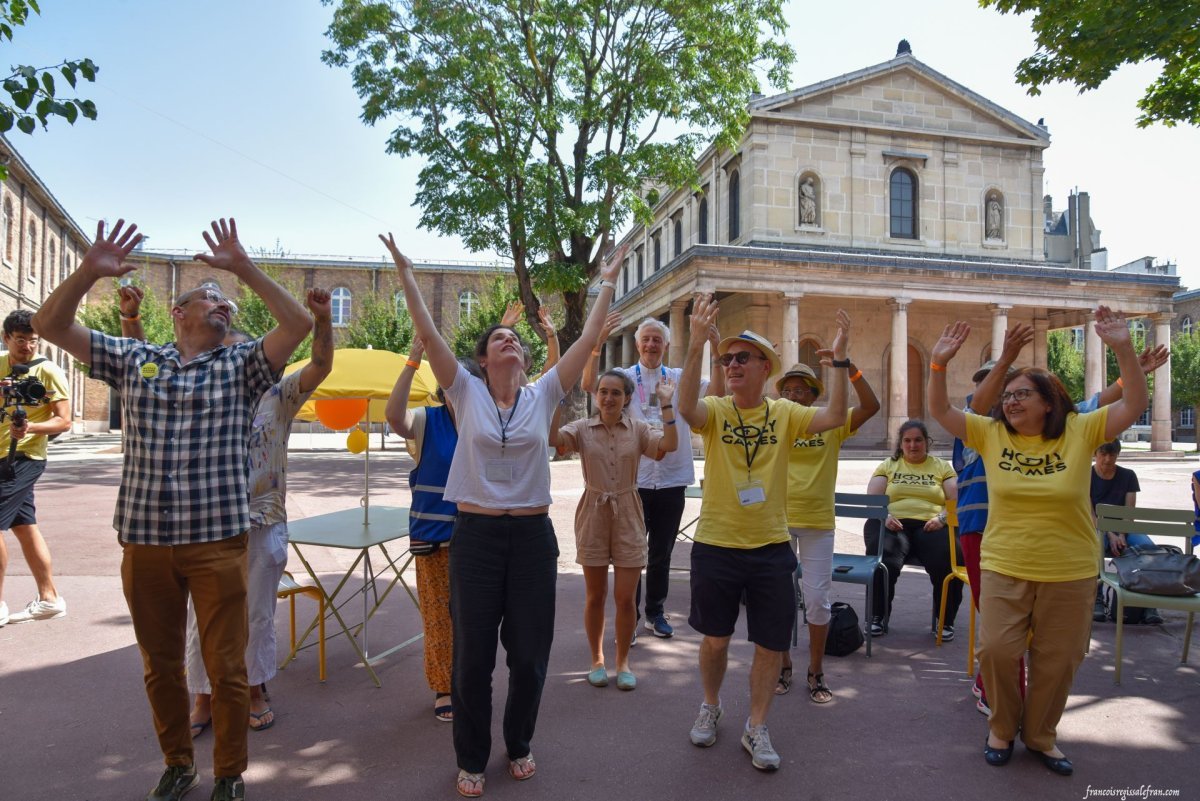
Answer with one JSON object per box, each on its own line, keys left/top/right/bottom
{"left": 981, "top": 0, "right": 1200, "bottom": 127}
{"left": 1046, "top": 329, "right": 1084, "bottom": 402}
{"left": 341, "top": 291, "right": 414, "bottom": 354}
{"left": 79, "top": 279, "right": 174, "bottom": 345}
{"left": 1105, "top": 325, "right": 1152, "bottom": 394}
{"left": 1171, "top": 330, "right": 1200, "bottom": 418}
{"left": 323, "top": 0, "right": 794, "bottom": 346}
{"left": 0, "top": 1, "right": 99, "bottom": 178}
{"left": 448, "top": 276, "right": 547, "bottom": 369}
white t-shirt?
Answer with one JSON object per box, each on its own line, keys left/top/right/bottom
{"left": 443, "top": 362, "right": 565, "bottom": 509}
{"left": 618, "top": 362, "right": 707, "bottom": 489}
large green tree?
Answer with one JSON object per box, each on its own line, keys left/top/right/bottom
{"left": 341, "top": 291, "right": 414, "bottom": 353}
{"left": 982, "top": 0, "right": 1200, "bottom": 127}
{"left": 1046, "top": 329, "right": 1084, "bottom": 401}
{"left": 323, "top": 0, "right": 793, "bottom": 348}
{"left": 79, "top": 280, "right": 174, "bottom": 344}
{"left": 230, "top": 266, "right": 313, "bottom": 363}
{"left": 0, "top": 0, "right": 99, "bottom": 178}
{"left": 449, "top": 276, "right": 547, "bottom": 369}
{"left": 1171, "top": 330, "right": 1200, "bottom": 432}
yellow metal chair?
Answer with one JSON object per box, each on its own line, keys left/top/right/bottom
{"left": 277, "top": 571, "right": 327, "bottom": 682}
{"left": 936, "top": 500, "right": 976, "bottom": 676}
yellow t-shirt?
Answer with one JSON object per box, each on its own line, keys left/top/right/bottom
{"left": 872, "top": 455, "right": 956, "bottom": 520}
{"left": 0, "top": 354, "right": 69, "bottom": 461}
{"left": 965, "top": 408, "right": 1109, "bottom": 582}
{"left": 695, "top": 396, "right": 816, "bottom": 549}
{"left": 786, "top": 409, "right": 855, "bottom": 530}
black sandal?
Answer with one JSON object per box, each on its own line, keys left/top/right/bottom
{"left": 774, "top": 666, "right": 793, "bottom": 695}
{"left": 807, "top": 670, "right": 833, "bottom": 704}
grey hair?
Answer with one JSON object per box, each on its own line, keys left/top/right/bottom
{"left": 635, "top": 317, "right": 670, "bottom": 345}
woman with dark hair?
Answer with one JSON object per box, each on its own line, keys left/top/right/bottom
{"left": 864, "top": 420, "right": 960, "bottom": 638}
{"left": 928, "top": 307, "right": 1148, "bottom": 776}
{"left": 550, "top": 368, "right": 678, "bottom": 691}
{"left": 380, "top": 232, "right": 623, "bottom": 798}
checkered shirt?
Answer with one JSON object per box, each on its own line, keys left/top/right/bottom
{"left": 89, "top": 331, "right": 280, "bottom": 545}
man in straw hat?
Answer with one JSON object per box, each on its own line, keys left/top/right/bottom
{"left": 677, "top": 300, "right": 852, "bottom": 772}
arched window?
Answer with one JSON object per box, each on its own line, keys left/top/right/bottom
{"left": 1182, "top": 315, "right": 1193, "bottom": 336}
{"left": 622, "top": 259, "right": 630, "bottom": 294}
{"left": 673, "top": 216, "right": 683, "bottom": 255}
{"left": 458, "top": 289, "right": 478, "bottom": 321}
{"left": 698, "top": 197, "right": 709, "bottom": 244}
{"left": 47, "top": 239, "right": 56, "bottom": 286}
{"left": 1129, "top": 319, "right": 1146, "bottom": 341}
{"left": 635, "top": 247, "right": 644, "bottom": 284}
{"left": 0, "top": 197, "right": 9, "bottom": 263}
{"left": 394, "top": 291, "right": 407, "bottom": 316}
{"left": 27, "top": 221, "right": 37, "bottom": 277}
{"left": 727, "top": 170, "right": 740, "bottom": 241}
{"left": 889, "top": 168, "right": 918, "bottom": 239}
{"left": 652, "top": 232, "right": 661, "bottom": 272}
{"left": 331, "top": 286, "right": 352, "bottom": 326}
{"left": 798, "top": 338, "right": 822, "bottom": 373}
{"left": 1182, "top": 407, "right": 1195, "bottom": 428}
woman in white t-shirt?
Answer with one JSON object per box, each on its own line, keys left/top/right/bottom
{"left": 381, "top": 233, "right": 624, "bottom": 799}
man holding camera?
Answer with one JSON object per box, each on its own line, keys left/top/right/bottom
{"left": 0, "top": 309, "right": 71, "bottom": 627}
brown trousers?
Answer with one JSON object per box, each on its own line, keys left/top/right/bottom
{"left": 416, "top": 546, "right": 453, "bottom": 694}
{"left": 978, "top": 570, "right": 1094, "bottom": 751}
{"left": 122, "top": 533, "right": 249, "bottom": 778}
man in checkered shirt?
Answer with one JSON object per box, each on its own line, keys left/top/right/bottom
{"left": 33, "top": 218, "right": 312, "bottom": 801}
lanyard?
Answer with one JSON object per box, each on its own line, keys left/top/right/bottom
{"left": 732, "top": 398, "right": 771, "bottom": 482}
{"left": 492, "top": 388, "right": 521, "bottom": 453}
{"left": 634, "top": 363, "right": 667, "bottom": 408}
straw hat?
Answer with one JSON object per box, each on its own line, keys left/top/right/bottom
{"left": 775, "top": 363, "right": 824, "bottom": 397}
{"left": 716, "top": 330, "right": 782, "bottom": 379}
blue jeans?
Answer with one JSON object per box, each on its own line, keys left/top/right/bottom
{"left": 449, "top": 513, "right": 558, "bottom": 773}
{"left": 1099, "top": 530, "right": 1155, "bottom": 558}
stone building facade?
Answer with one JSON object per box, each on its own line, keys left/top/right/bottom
{"left": 599, "top": 50, "right": 1180, "bottom": 450}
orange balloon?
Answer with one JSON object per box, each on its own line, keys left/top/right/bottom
{"left": 315, "top": 398, "right": 369, "bottom": 430}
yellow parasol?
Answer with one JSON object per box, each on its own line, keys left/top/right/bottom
{"left": 284, "top": 347, "right": 438, "bottom": 424}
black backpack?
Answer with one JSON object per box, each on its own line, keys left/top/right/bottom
{"left": 824, "top": 602, "right": 865, "bottom": 656}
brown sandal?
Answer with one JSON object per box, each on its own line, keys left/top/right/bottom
{"left": 807, "top": 670, "right": 833, "bottom": 704}
{"left": 774, "top": 666, "right": 793, "bottom": 695}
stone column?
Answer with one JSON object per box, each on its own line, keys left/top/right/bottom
{"left": 989, "top": 304, "right": 1011, "bottom": 361}
{"left": 887, "top": 298, "right": 910, "bottom": 447}
{"left": 1032, "top": 317, "right": 1049, "bottom": 370}
{"left": 611, "top": 334, "right": 624, "bottom": 369}
{"left": 622, "top": 329, "right": 637, "bottom": 368}
{"left": 781, "top": 295, "right": 801, "bottom": 368}
{"left": 1084, "top": 320, "right": 1103, "bottom": 400}
{"left": 1151, "top": 313, "right": 1175, "bottom": 452}
{"left": 669, "top": 299, "right": 688, "bottom": 367}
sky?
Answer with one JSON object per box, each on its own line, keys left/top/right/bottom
{"left": 5, "top": 0, "right": 1199, "bottom": 289}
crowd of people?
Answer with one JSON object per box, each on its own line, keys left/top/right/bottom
{"left": 3, "top": 215, "right": 1185, "bottom": 799}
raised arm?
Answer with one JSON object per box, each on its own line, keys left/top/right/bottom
{"left": 970, "top": 323, "right": 1033, "bottom": 414}
{"left": 847, "top": 359, "right": 881, "bottom": 430}
{"left": 380, "top": 233, "right": 458, "bottom": 390}
{"left": 194, "top": 219, "right": 310, "bottom": 372}
{"left": 654, "top": 375, "right": 679, "bottom": 456}
{"left": 536, "top": 306, "right": 560, "bottom": 377}
{"left": 678, "top": 294, "right": 718, "bottom": 430}
{"left": 386, "top": 337, "right": 425, "bottom": 438}
{"left": 705, "top": 323, "right": 725, "bottom": 397}
{"left": 554, "top": 243, "right": 626, "bottom": 393}
{"left": 1095, "top": 344, "right": 1169, "bottom": 407}
{"left": 32, "top": 220, "right": 142, "bottom": 362}
{"left": 927, "top": 321, "right": 971, "bottom": 441}
{"left": 298, "top": 288, "right": 334, "bottom": 393}
{"left": 581, "top": 311, "right": 621, "bottom": 393}
{"left": 807, "top": 309, "right": 851, "bottom": 433}
{"left": 118, "top": 285, "right": 147, "bottom": 341}
{"left": 1095, "top": 307, "right": 1149, "bottom": 440}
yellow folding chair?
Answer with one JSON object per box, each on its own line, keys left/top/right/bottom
{"left": 936, "top": 500, "right": 976, "bottom": 676}
{"left": 278, "top": 570, "right": 327, "bottom": 682}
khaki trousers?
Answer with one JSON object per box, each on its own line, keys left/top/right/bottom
{"left": 122, "top": 533, "right": 249, "bottom": 778}
{"left": 978, "top": 570, "right": 1094, "bottom": 751}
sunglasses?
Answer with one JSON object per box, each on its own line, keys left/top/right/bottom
{"left": 179, "top": 289, "right": 239, "bottom": 315}
{"left": 1000, "top": 388, "right": 1036, "bottom": 403}
{"left": 717, "top": 351, "right": 767, "bottom": 367}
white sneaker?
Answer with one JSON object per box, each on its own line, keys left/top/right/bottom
{"left": 0, "top": 601, "right": 8, "bottom": 626}
{"left": 741, "top": 722, "right": 781, "bottom": 771}
{"left": 7, "top": 596, "right": 67, "bottom": 623}
{"left": 689, "top": 703, "right": 722, "bottom": 747}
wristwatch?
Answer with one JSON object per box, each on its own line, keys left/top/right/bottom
{"left": 831, "top": 358, "right": 852, "bottom": 368}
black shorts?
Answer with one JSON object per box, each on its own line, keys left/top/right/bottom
{"left": 0, "top": 455, "right": 44, "bottom": 530}
{"left": 688, "top": 540, "right": 797, "bottom": 652}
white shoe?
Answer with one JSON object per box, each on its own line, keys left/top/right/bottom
{"left": 0, "top": 601, "right": 8, "bottom": 626}
{"left": 7, "top": 596, "right": 67, "bottom": 623}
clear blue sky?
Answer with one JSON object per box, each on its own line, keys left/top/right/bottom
{"left": 6, "top": 0, "right": 1199, "bottom": 290}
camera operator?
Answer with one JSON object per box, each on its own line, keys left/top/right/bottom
{"left": 0, "top": 309, "right": 70, "bottom": 627}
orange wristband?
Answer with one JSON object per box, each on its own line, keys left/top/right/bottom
{"left": 1116, "top": 377, "right": 1124, "bottom": 388}
{"left": 406, "top": 359, "right": 420, "bottom": 369}
{"left": 849, "top": 370, "right": 863, "bottom": 383}
{"left": 120, "top": 314, "right": 141, "bottom": 322}
{"left": 930, "top": 362, "right": 946, "bottom": 372}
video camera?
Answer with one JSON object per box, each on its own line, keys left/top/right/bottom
{"left": 0, "top": 362, "right": 50, "bottom": 481}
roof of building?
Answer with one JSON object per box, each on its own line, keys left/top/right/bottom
{"left": 0, "top": 134, "right": 93, "bottom": 244}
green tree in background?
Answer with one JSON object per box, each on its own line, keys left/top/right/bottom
{"left": 79, "top": 279, "right": 173, "bottom": 344}
{"left": 0, "top": 0, "right": 100, "bottom": 178}
{"left": 981, "top": 0, "right": 1200, "bottom": 127}
{"left": 323, "top": 0, "right": 794, "bottom": 350}
{"left": 1047, "top": 329, "right": 1084, "bottom": 401}
{"left": 229, "top": 265, "right": 312, "bottom": 363}
{"left": 1106, "top": 324, "right": 1152, "bottom": 395}
{"left": 341, "top": 291, "right": 414, "bottom": 354}
{"left": 449, "top": 277, "right": 547, "bottom": 370}
{"left": 1171, "top": 330, "right": 1200, "bottom": 434}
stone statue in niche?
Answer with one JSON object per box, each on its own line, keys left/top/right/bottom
{"left": 799, "top": 176, "right": 817, "bottom": 225}
{"left": 986, "top": 197, "right": 1002, "bottom": 240}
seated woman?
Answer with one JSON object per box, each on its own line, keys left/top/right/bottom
{"left": 864, "top": 420, "right": 960, "bottom": 639}
{"left": 550, "top": 369, "right": 678, "bottom": 691}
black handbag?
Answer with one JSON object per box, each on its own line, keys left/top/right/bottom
{"left": 824, "top": 602, "right": 865, "bottom": 656}
{"left": 1111, "top": 545, "right": 1200, "bottom": 597}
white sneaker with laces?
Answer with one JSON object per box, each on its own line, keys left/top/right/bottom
{"left": 7, "top": 596, "right": 66, "bottom": 623}
{"left": 689, "top": 703, "right": 722, "bottom": 747}
{"left": 741, "top": 722, "right": 781, "bottom": 771}
{"left": 0, "top": 600, "right": 9, "bottom": 626}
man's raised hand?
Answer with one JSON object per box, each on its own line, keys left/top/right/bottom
{"left": 306, "top": 287, "right": 332, "bottom": 319}
{"left": 81, "top": 219, "right": 142, "bottom": 279}
{"left": 194, "top": 218, "right": 251, "bottom": 274}
{"left": 118, "top": 284, "right": 144, "bottom": 317}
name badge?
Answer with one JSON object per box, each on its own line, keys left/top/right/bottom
{"left": 736, "top": 480, "right": 766, "bottom": 507}
{"left": 485, "top": 460, "right": 515, "bottom": 482}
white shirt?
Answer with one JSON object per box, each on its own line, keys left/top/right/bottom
{"left": 443, "top": 362, "right": 565, "bottom": 509}
{"left": 617, "top": 362, "right": 707, "bottom": 489}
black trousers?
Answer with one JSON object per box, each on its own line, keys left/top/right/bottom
{"left": 863, "top": 517, "right": 963, "bottom": 625}
{"left": 449, "top": 513, "right": 558, "bottom": 773}
{"left": 635, "top": 486, "right": 686, "bottom": 619}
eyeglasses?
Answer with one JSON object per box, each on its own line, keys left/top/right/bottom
{"left": 717, "top": 351, "right": 767, "bottom": 367}
{"left": 6, "top": 335, "right": 38, "bottom": 347}
{"left": 179, "top": 289, "right": 239, "bottom": 315}
{"left": 779, "top": 385, "right": 813, "bottom": 397}
{"left": 1000, "top": 388, "right": 1036, "bottom": 403}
